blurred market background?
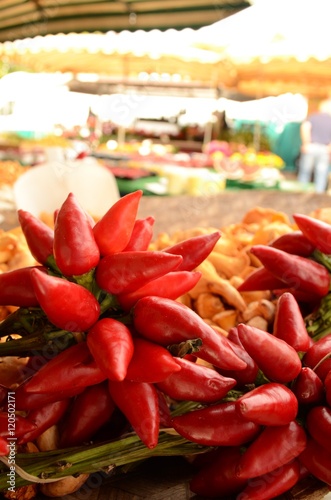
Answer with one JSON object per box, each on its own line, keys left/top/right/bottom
{"left": 0, "top": 0, "right": 331, "bottom": 208}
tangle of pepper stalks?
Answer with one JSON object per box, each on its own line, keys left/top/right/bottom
{"left": 0, "top": 193, "right": 330, "bottom": 499}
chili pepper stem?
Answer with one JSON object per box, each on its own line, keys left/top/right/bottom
{"left": 0, "top": 331, "right": 75, "bottom": 357}
{"left": 312, "top": 249, "right": 331, "bottom": 275}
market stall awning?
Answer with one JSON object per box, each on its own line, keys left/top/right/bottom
{"left": 0, "top": 0, "right": 250, "bottom": 43}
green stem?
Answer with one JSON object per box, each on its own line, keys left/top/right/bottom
{"left": 0, "top": 331, "right": 75, "bottom": 357}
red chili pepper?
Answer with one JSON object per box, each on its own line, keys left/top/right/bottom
{"left": 108, "top": 379, "right": 159, "bottom": 449}
{"left": 0, "top": 412, "right": 36, "bottom": 438}
{"left": 23, "top": 342, "right": 106, "bottom": 394}
{"left": 270, "top": 230, "right": 315, "bottom": 257}
{"left": 125, "top": 337, "right": 181, "bottom": 383}
{"left": 59, "top": 382, "right": 115, "bottom": 447}
{"left": 163, "top": 231, "right": 221, "bottom": 271}
{"left": 133, "top": 296, "right": 247, "bottom": 372}
{"left": 117, "top": 271, "right": 202, "bottom": 311}
{"left": 236, "top": 421, "right": 307, "bottom": 479}
{"left": 291, "top": 367, "right": 325, "bottom": 406}
{"left": 0, "top": 437, "right": 8, "bottom": 456}
{"left": 235, "top": 383, "right": 298, "bottom": 426}
{"left": 53, "top": 192, "right": 100, "bottom": 276}
{"left": 273, "top": 287, "right": 321, "bottom": 307}
{"left": 273, "top": 292, "right": 311, "bottom": 352}
{"left": 237, "top": 459, "right": 301, "bottom": 500}
{"left": 18, "top": 209, "right": 54, "bottom": 265}
{"left": 249, "top": 244, "right": 330, "bottom": 297}
{"left": 0, "top": 266, "right": 44, "bottom": 307}
{"left": 93, "top": 190, "right": 142, "bottom": 256}
{"left": 156, "top": 389, "right": 172, "bottom": 428}
{"left": 19, "top": 398, "right": 70, "bottom": 444}
{"left": 325, "top": 369, "right": 331, "bottom": 407}
{"left": 95, "top": 251, "right": 182, "bottom": 295}
{"left": 293, "top": 213, "right": 331, "bottom": 255}
{"left": 302, "top": 334, "right": 331, "bottom": 381}
{"left": 237, "top": 323, "right": 302, "bottom": 383}
{"left": 237, "top": 266, "right": 290, "bottom": 292}
{"left": 30, "top": 268, "right": 100, "bottom": 332}
{"left": 298, "top": 437, "right": 331, "bottom": 486}
{"left": 157, "top": 357, "right": 236, "bottom": 403}
{"left": 190, "top": 446, "right": 248, "bottom": 498}
{"left": 306, "top": 406, "right": 331, "bottom": 452}
{"left": 172, "top": 401, "right": 260, "bottom": 447}
{"left": 87, "top": 318, "right": 134, "bottom": 382}
{"left": 14, "top": 382, "right": 83, "bottom": 411}
{"left": 122, "top": 216, "right": 155, "bottom": 252}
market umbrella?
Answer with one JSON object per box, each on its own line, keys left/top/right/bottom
{"left": 194, "top": 0, "right": 331, "bottom": 100}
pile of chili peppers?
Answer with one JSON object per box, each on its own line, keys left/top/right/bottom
{"left": 0, "top": 191, "right": 330, "bottom": 499}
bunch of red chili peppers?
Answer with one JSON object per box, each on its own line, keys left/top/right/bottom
{"left": 0, "top": 191, "right": 331, "bottom": 498}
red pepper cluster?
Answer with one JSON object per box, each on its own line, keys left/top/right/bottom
{"left": 0, "top": 194, "right": 331, "bottom": 499}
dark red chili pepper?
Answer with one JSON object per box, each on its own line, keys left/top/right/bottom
{"left": 237, "top": 459, "right": 301, "bottom": 500}
{"left": 23, "top": 342, "right": 106, "bottom": 394}
{"left": 19, "top": 398, "right": 70, "bottom": 444}
{"left": 302, "top": 334, "right": 331, "bottom": 381}
{"left": 87, "top": 318, "right": 134, "bottom": 382}
{"left": 108, "top": 379, "right": 159, "bottom": 449}
{"left": 237, "top": 266, "right": 289, "bottom": 292}
{"left": 172, "top": 401, "right": 260, "bottom": 447}
{"left": 291, "top": 367, "right": 325, "bottom": 406}
{"left": 122, "top": 216, "right": 155, "bottom": 252}
{"left": 237, "top": 323, "right": 302, "bottom": 383}
{"left": 96, "top": 251, "right": 182, "bottom": 295}
{"left": 133, "top": 296, "right": 247, "bottom": 372}
{"left": 235, "top": 383, "right": 298, "bottom": 426}
{"left": 273, "top": 287, "right": 321, "bottom": 307}
{"left": 236, "top": 421, "right": 307, "bottom": 479}
{"left": 270, "top": 230, "right": 315, "bottom": 257}
{"left": 163, "top": 231, "right": 221, "bottom": 271}
{"left": 53, "top": 192, "right": 100, "bottom": 276}
{"left": 0, "top": 266, "right": 44, "bottom": 307}
{"left": 0, "top": 386, "right": 7, "bottom": 407}
{"left": 156, "top": 389, "right": 172, "bottom": 428}
{"left": 0, "top": 412, "right": 36, "bottom": 438}
{"left": 125, "top": 337, "right": 181, "bottom": 383}
{"left": 157, "top": 357, "right": 236, "bottom": 403}
{"left": 293, "top": 212, "right": 331, "bottom": 255}
{"left": 0, "top": 437, "right": 8, "bottom": 456}
{"left": 30, "top": 268, "right": 100, "bottom": 332}
{"left": 59, "top": 382, "right": 115, "bottom": 447}
{"left": 117, "top": 271, "right": 202, "bottom": 311}
{"left": 325, "top": 369, "right": 331, "bottom": 407}
{"left": 298, "top": 437, "right": 331, "bottom": 486}
{"left": 249, "top": 244, "right": 330, "bottom": 297}
{"left": 18, "top": 209, "right": 54, "bottom": 265}
{"left": 273, "top": 292, "right": 311, "bottom": 352}
{"left": 93, "top": 190, "right": 142, "bottom": 256}
{"left": 190, "top": 446, "right": 248, "bottom": 498}
{"left": 305, "top": 406, "right": 331, "bottom": 452}
{"left": 14, "top": 382, "right": 83, "bottom": 411}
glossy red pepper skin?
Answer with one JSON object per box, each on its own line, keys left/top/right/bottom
{"left": 87, "top": 318, "right": 134, "bottom": 382}
{"left": 171, "top": 401, "right": 261, "bottom": 447}
{"left": 237, "top": 266, "right": 289, "bottom": 292}
{"left": 15, "top": 383, "right": 83, "bottom": 411}
{"left": 190, "top": 446, "right": 248, "bottom": 498}
{"left": 18, "top": 209, "right": 54, "bottom": 265}
{"left": 237, "top": 323, "right": 302, "bottom": 383}
{"left": 305, "top": 406, "right": 331, "bottom": 452}
{"left": 249, "top": 244, "right": 330, "bottom": 297}
{"left": 293, "top": 212, "right": 331, "bottom": 255}
{"left": 291, "top": 367, "right": 325, "bottom": 406}
{"left": 133, "top": 296, "right": 247, "bottom": 372}
{"left": 273, "top": 287, "right": 321, "bottom": 307}
{"left": 270, "top": 230, "right": 315, "bottom": 257}
{"left": 237, "top": 459, "right": 301, "bottom": 500}
{"left": 108, "top": 379, "right": 159, "bottom": 449}
{"left": 59, "top": 382, "right": 115, "bottom": 447}
{"left": 125, "top": 337, "right": 181, "bottom": 383}
{"left": 19, "top": 398, "right": 70, "bottom": 444}
{"left": 325, "top": 369, "right": 331, "bottom": 406}
{"left": 117, "top": 271, "right": 201, "bottom": 311}
{"left": 273, "top": 292, "right": 311, "bottom": 352}
{"left": 163, "top": 231, "right": 221, "bottom": 271}
{"left": 0, "top": 266, "right": 43, "bottom": 307}
{"left": 236, "top": 383, "right": 298, "bottom": 426}
{"left": 236, "top": 421, "right": 307, "bottom": 479}
{"left": 122, "top": 216, "right": 155, "bottom": 252}
{"left": 156, "top": 357, "right": 236, "bottom": 403}
{"left": 0, "top": 412, "right": 36, "bottom": 438}
{"left": 93, "top": 190, "right": 142, "bottom": 256}
{"left": 30, "top": 268, "right": 100, "bottom": 332}
{"left": 302, "top": 334, "right": 331, "bottom": 381}
{"left": 0, "top": 436, "right": 8, "bottom": 456}
{"left": 23, "top": 342, "right": 106, "bottom": 394}
{"left": 298, "top": 437, "right": 331, "bottom": 487}
{"left": 53, "top": 192, "right": 100, "bottom": 276}
{"left": 96, "top": 251, "right": 182, "bottom": 295}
